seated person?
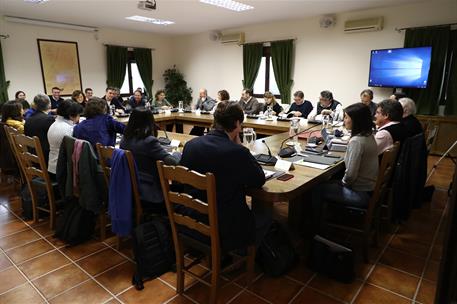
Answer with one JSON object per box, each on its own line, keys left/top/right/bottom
{"left": 73, "top": 97, "right": 126, "bottom": 149}
{"left": 47, "top": 100, "right": 83, "bottom": 175}
{"left": 113, "top": 88, "right": 124, "bottom": 105}
{"left": 285, "top": 90, "right": 313, "bottom": 118}
{"left": 262, "top": 91, "right": 283, "bottom": 115}
{"left": 120, "top": 108, "right": 180, "bottom": 214}
{"left": 211, "top": 89, "right": 230, "bottom": 114}
{"left": 180, "top": 101, "right": 267, "bottom": 251}
{"left": 84, "top": 88, "right": 93, "bottom": 102}
{"left": 25, "top": 94, "right": 56, "bottom": 164}
{"left": 399, "top": 98, "right": 423, "bottom": 137}
{"left": 194, "top": 88, "right": 216, "bottom": 111}
{"left": 71, "top": 90, "right": 86, "bottom": 108}
{"left": 374, "top": 99, "right": 408, "bottom": 155}
{"left": 153, "top": 89, "right": 172, "bottom": 110}
{"left": 190, "top": 88, "right": 216, "bottom": 136}
{"left": 1, "top": 100, "right": 25, "bottom": 133}
{"left": 102, "top": 87, "right": 125, "bottom": 114}
{"left": 15, "top": 91, "right": 30, "bottom": 110}
{"left": 238, "top": 88, "right": 261, "bottom": 115}
{"left": 308, "top": 90, "right": 343, "bottom": 121}
{"left": 390, "top": 92, "right": 407, "bottom": 101}
{"left": 360, "top": 89, "right": 376, "bottom": 119}
{"left": 128, "top": 90, "right": 147, "bottom": 109}
{"left": 48, "top": 87, "right": 64, "bottom": 114}
{"left": 312, "top": 103, "right": 378, "bottom": 225}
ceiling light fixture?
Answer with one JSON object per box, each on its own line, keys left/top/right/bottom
{"left": 125, "top": 15, "right": 174, "bottom": 26}
{"left": 5, "top": 16, "right": 98, "bottom": 32}
{"left": 200, "top": 0, "right": 253, "bottom": 12}
{"left": 24, "top": 0, "right": 49, "bottom": 3}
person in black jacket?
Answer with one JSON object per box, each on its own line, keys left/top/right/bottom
{"left": 24, "top": 94, "right": 55, "bottom": 165}
{"left": 399, "top": 97, "right": 423, "bottom": 137}
{"left": 180, "top": 101, "right": 267, "bottom": 251}
{"left": 286, "top": 90, "right": 313, "bottom": 118}
{"left": 120, "top": 108, "right": 180, "bottom": 214}
{"left": 48, "top": 87, "right": 64, "bottom": 114}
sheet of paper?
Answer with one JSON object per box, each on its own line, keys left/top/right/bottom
{"left": 294, "top": 160, "right": 329, "bottom": 170}
{"left": 275, "top": 159, "right": 293, "bottom": 172}
{"left": 170, "top": 139, "right": 180, "bottom": 147}
{"left": 263, "top": 169, "right": 276, "bottom": 179}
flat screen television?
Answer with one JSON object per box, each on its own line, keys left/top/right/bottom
{"left": 368, "top": 46, "right": 432, "bottom": 89}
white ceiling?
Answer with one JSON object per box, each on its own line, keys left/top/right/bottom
{"left": 1, "top": 0, "right": 429, "bottom": 35}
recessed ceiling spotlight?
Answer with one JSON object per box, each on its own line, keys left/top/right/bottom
{"left": 200, "top": 0, "right": 253, "bottom": 12}
{"left": 125, "top": 15, "right": 174, "bottom": 26}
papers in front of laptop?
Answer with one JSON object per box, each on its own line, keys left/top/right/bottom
{"left": 294, "top": 160, "right": 329, "bottom": 170}
{"left": 263, "top": 169, "right": 276, "bottom": 179}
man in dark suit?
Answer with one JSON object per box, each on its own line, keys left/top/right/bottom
{"left": 239, "top": 88, "right": 261, "bottom": 115}
{"left": 399, "top": 97, "right": 423, "bottom": 137}
{"left": 180, "top": 101, "right": 267, "bottom": 251}
{"left": 24, "top": 94, "right": 55, "bottom": 165}
{"left": 190, "top": 88, "right": 216, "bottom": 136}
{"left": 102, "top": 87, "right": 125, "bottom": 114}
{"left": 48, "top": 87, "right": 64, "bottom": 114}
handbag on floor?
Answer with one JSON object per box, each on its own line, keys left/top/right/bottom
{"left": 132, "top": 217, "right": 175, "bottom": 290}
{"left": 307, "top": 235, "right": 355, "bottom": 283}
{"left": 257, "top": 221, "right": 297, "bottom": 277}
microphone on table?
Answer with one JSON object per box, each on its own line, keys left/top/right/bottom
{"left": 278, "top": 124, "right": 319, "bottom": 158}
{"left": 254, "top": 140, "right": 278, "bottom": 166}
{"left": 156, "top": 124, "right": 171, "bottom": 145}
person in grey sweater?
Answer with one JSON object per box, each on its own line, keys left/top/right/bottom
{"left": 311, "top": 103, "right": 378, "bottom": 229}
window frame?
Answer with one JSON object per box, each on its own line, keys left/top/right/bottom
{"left": 253, "top": 47, "right": 281, "bottom": 99}
{"left": 120, "top": 51, "right": 141, "bottom": 98}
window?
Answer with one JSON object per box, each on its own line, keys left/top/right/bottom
{"left": 120, "top": 51, "right": 145, "bottom": 97}
{"left": 253, "top": 47, "right": 280, "bottom": 99}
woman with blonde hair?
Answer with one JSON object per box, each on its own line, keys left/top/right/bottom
{"left": 263, "top": 91, "right": 283, "bottom": 115}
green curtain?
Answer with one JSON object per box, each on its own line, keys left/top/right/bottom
{"left": 242, "top": 43, "right": 263, "bottom": 90}
{"left": 0, "top": 40, "right": 9, "bottom": 106}
{"left": 403, "top": 27, "right": 450, "bottom": 115}
{"left": 271, "top": 40, "right": 294, "bottom": 104}
{"left": 445, "top": 30, "right": 457, "bottom": 115}
{"left": 106, "top": 45, "right": 128, "bottom": 89}
{"left": 133, "top": 48, "right": 153, "bottom": 97}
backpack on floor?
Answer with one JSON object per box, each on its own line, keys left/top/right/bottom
{"left": 54, "top": 198, "right": 96, "bottom": 246}
{"left": 132, "top": 217, "right": 175, "bottom": 290}
{"left": 257, "top": 221, "right": 297, "bottom": 277}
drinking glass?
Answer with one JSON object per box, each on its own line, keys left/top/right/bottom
{"left": 178, "top": 101, "right": 184, "bottom": 112}
{"left": 243, "top": 128, "right": 256, "bottom": 148}
{"left": 289, "top": 119, "right": 300, "bottom": 143}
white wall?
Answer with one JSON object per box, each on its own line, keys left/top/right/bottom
{"left": 171, "top": 0, "right": 457, "bottom": 107}
{"left": 0, "top": 19, "right": 174, "bottom": 99}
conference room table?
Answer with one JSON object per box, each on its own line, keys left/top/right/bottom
{"left": 145, "top": 113, "right": 346, "bottom": 230}
{"left": 117, "top": 111, "right": 291, "bottom": 135}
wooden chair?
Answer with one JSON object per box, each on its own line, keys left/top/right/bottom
{"left": 2, "top": 124, "right": 25, "bottom": 186}
{"left": 96, "top": 143, "right": 143, "bottom": 243}
{"left": 320, "top": 142, "right": 400, "bottom": 261}
{"left": 156, "top": 161, "right": 256, "bottom": 304}
{"left": 11, "top": 134, "right": 60, "bottom": 228}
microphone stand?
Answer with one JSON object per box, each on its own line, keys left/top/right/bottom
{"left": 278, "top": 124, "right": 319, "bottom": 157}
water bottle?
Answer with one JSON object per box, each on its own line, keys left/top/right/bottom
{"left": 110, "top": 105, "right": 115, "bottom": 116}
{"left": 178, "top": 101, "right": 184, "bottom": 112}
{"left": 145, "top": 100, "right": 151, "bottom": 110}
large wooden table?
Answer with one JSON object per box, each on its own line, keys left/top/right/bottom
{"left": 158, "top": 123, "right": 345, "bottom": 229}
{"left": 117, "top": 112, "right": 291, "bottom": 135}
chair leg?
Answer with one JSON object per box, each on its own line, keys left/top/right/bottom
{"left": 209, "top": 268, "right": 220, "bottom": 304}
{"left": 246, "top": 245, "right": 256, "bottom": 286}
{"left": 176, "top": 244, "right": 185, "bottom": 294}
{"left": 99, "top": 213, "right": 106, "bottom": 241}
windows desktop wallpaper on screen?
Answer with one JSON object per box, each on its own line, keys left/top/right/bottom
{"left": 369, "top": 47, "right": 432, "bottom": 88}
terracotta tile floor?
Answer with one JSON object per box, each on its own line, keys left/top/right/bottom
{"left": 0, "top": 156, "right": 453, "bottom": 303}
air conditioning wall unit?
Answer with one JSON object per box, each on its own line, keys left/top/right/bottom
{"left": 220, "top": 32, "right": 245, "bottom": 45}
{"left": 344, "top": 17, "right": 384, "bottom": 33}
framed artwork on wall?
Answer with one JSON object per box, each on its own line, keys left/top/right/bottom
{"left": 37, "top": 39, "right": 82, "bottom": 96}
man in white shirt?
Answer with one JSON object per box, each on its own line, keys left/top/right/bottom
{"left": 374, "top": 99, "right": 408, "bottom": 155}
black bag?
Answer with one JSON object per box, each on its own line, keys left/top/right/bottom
{"left": 132, "top": 217, "right": 175, "bottom": 290}
{"left": 308, "top": 235, "right": 355, "bottom": 283}
{"left": 54, "top": 198, "right": 96, "bottom": 246}
{"left": 257, "top": 221, "right": 297, "bottom": 277}
{"left": 20, "top": 184, "right": 48, "bottom": 221}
